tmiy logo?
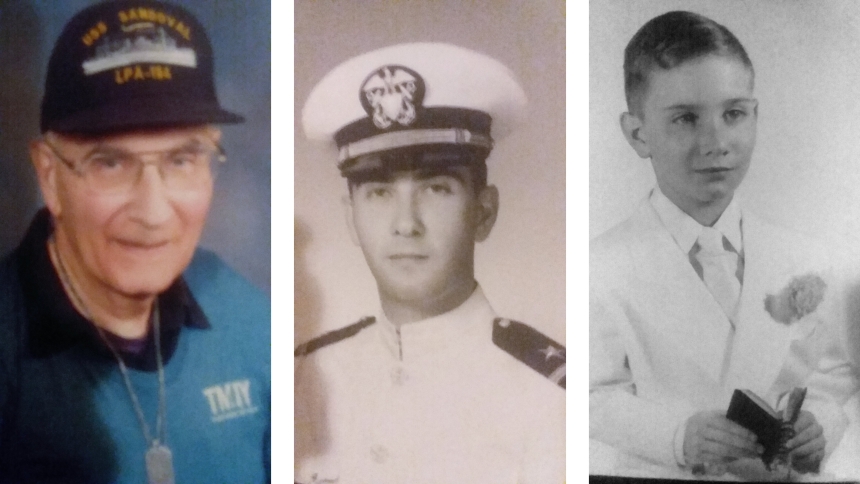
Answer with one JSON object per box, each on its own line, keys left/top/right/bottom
{"left": 202, "top": 379, "right": 259, "bottom": 423}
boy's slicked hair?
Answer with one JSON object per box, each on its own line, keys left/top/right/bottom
{"left": 624, "top": 11, "right": 753, "bottom": 116}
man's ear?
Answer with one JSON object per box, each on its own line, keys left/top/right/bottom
{"left": 342, "top": 194, "right": 361, "bottom": 246}
{"left": 620, "top": 112, "right": 651, "bottom": 159}
{"left": 30, "top": 138, "right": 62, "bottom": 218}
{"left": 474, "top": 185, "right": 499, "bottom": 242}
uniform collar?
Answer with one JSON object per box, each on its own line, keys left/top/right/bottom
{"left": 649, "top": 187, "right": 743, "bottom": 255}
{"left": 376, "top": 284, "right": 496, "bottom": 362}
{"left": 17, "top": 208, "right": 210, "bottom": 371}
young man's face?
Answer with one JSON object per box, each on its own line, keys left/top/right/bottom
{"left": 628, "top": 54, "right": 757, "bottom": 218}
{"left": 346, "top": 165, "right": 495, "bottom": 318}
{"left": 33, "top": 126, "right": 218, "bottom": 299}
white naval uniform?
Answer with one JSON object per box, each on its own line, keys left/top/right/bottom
{"left": 294, "top": 286, "right": 565, "bottom": 483}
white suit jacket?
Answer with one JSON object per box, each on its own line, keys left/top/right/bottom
{"left": 590, "top": 197, "right": 855, "bottom": 478}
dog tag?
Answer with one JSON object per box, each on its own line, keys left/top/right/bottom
{"left": 145, "top": 443, "right": 175, "bottom": 484}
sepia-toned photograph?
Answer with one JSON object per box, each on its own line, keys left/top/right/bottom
{"left": 294, "top": 0, "right": 566, "bottom": 481}
{"left": 0, "top": 0, "right": 271, "bottom": 481}
{"left": 590, "top": 0, "right": 860, "bottom": 481}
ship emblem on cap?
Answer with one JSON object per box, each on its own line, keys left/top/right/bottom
{"left": 82, "top": 23, "right": 197, "bottom": 76}
{"left": 360, "top": 65, "right": 425, "bottom": 129}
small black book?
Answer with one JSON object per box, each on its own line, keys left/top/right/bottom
{"left": 725, "top": 387, "right": 806, "bottom": 468}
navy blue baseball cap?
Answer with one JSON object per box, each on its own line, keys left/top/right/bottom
{"left": 40, "top": 0, "right": 243, "bottom": 134}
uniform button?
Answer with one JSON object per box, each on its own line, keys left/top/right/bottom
{"left": 370, "top": 444, "right": 389, "bottom": 463}
{"left": 390, "top": 366, "right": 408, "bottom": 385}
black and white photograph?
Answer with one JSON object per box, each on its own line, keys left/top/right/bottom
{"left": 590, "top": 1, "right": 860, "bottom": 481}
{"left": 294, "top": 0, "right": 566, "bottom": 481}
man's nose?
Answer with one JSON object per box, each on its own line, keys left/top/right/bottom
{"left": 128, "top": 161, "right": 172, "bottom": 227}
{"left": 391, "top": 190, "right": 424, "bottom": 237}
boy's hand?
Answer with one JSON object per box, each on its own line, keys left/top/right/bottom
{"left": 786, "top": 410, "right": 824, "bottom": 473}
{"left": 684, "top": 410, "right": 763, "bottom": 468}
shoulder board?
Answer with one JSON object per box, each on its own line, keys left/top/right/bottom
{"left": 294, "top": 316, "right": 376, "bottom": 357}
{"left": 492, "top": 318, "right": 565, "bottom": 389}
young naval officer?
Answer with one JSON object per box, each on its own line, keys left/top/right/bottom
{"left": 589, "top": 10, "right": 855, "bottom": 480}
{"left": 295, "top": 42, "right": 565, "bottom": 483}
{"left": 0, "top": 1, "right": 270, "bottom": 482}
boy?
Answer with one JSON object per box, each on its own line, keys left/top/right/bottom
{"left": 295, "top": 42, "right": 565, "bottom": 483}
{"left": 590, "top": 10, "right": 853, "bottom": 479}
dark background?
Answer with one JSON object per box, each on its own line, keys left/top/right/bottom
{"left": 0, "top": 0, "right": 271, "bottom": 292}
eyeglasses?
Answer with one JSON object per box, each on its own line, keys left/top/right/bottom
{"left": 43, "top": 137, "right": 226, "bottom": 194}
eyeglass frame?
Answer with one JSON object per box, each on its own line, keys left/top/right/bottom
{"left": 40, "top": 134, "right": 227, "bottom": 193}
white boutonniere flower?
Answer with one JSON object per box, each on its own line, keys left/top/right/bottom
{"left": 764, "top": 274, "right": 827, "bottom": 338}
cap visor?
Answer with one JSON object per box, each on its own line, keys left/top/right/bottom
{"left": 46, "top": 98, "right": 244, "bottom": 135}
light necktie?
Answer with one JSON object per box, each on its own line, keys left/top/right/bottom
{"left": 695, "top": 227, "right": 741, "bottom": 318}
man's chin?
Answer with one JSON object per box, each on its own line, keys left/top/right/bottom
{"left": 105, "top": 255, "right": 193, "bottom": 297}
{"left": 384, "top": 285, "right": 433, "bottom": 304}
{"left": 380, "top": 278, "right": 474, "bottom": 311}
{"left": 379, "top": 277, "right": 440, "bottom": 302}
{"left": 106, "top": 274, "right": 180, "bottom": 299}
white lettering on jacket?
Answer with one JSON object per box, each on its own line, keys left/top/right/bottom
{"left": 202, "top": 379, "right": 259, "bottom": 423}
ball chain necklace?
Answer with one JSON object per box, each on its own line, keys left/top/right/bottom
{"left": 49, "top": 236, "right": 175, "bottom": 484}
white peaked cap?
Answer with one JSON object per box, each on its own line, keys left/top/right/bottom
{"left": 302, "top": 42, "right": 527, "bottom": 172}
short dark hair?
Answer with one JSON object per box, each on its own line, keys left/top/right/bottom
{"left": 624, "top": 11, "right": 753, "bottom": 116}
{"left": 346, "top": 146, "right": 489, "bottom": 195}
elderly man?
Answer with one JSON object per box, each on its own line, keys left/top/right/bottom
{"left": 0, "top": 1, "right": 270, "bottom": 482}
{"left": 294, "top": 42, "right": 565, "bottom": 483}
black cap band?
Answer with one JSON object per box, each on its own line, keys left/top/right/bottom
{"left": 339, "top": 144, "right": 488, "bottom": 177}
{"left": 334, "top": 107, "right": 492, "bottom": 173}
